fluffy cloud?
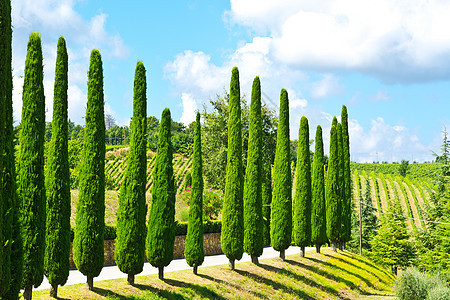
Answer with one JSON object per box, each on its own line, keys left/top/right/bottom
{"left": 228, "top": 0, "right": 450, "bottom": 82}
{"left": 310, "top": 74, "right": 343, "bottom": 99}
{"left": 180, "top": 93, "right": 198, "bottom": 126}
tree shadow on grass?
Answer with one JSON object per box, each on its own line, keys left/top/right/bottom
{"left": 162, "top": 278, "right": 225, "bottom": 300}
{"left": 197, "top": 272, "right": 266, "bottom": 299}
{"left": 91, "top": 286, "right": 153, "bottom": 300}
{"left": 338, "top": 252, "right": 395, "bottom": 281}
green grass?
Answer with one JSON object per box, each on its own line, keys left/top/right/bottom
{"left": 32, "top": 249, "right": 395, "bottom": 299}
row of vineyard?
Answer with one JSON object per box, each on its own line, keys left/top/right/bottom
{"left": 104, "top": 147, "right": 192, "bottom": 193}
{"left": 351, "top": 165, "right": 437, "bottom": 234}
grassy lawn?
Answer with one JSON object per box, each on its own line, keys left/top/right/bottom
{"left": 32, "top": 248, "right": 396, "bottom": 299}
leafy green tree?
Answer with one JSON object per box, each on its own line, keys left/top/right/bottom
{"left": 326, "top": 123, "right": 341, "bottom": 251}
{"left": 311, "top": 125, "right": 327, "bottom": 253}
{"left": 399, "top": 160, "right": 409, "bottom": 177}
{"left": 185, "top": 112, "right": 204, "bottom": 274}
{"left": 341, "top": 105, "right": 352, "bottom": 245}
{"left": 44, "top": 36, "right": 70, "bottom": 298}
{"left": 18, "top": 32, "right": 46, "bottom": 300}
{"left": 146, "top": 108, "right": 176, "bottom": 279}
{"left": 243, "top": 76, "right": 264, "bottom": 264}
{"left": 270, "top": 88, "right": 292, "bottom": 260}
{"left": 336, "top": 122, "right": 345, "bottom": 249}
{"left": 73, "top": 49, "right": 106, "bottom": 290}
{"left": 262, "top": 159, "right": 272, "bottom": 246}
{"left": 221, "top": 67, "right": 244, "bottom": 270}
{"left": 293, "top": 116, "right": 311, "bottom": 257}
{"left": 115, "top": 61, "right": 147, "bottom": 285}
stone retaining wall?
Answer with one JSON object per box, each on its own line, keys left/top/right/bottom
{"left": 69, "top": 232, "right": 222, "bottom": 269}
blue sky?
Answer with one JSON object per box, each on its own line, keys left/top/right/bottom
{"left": 11, "top": 0, "right": 450, "bottom": 162}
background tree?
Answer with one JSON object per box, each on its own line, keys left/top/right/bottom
{"left": 341, "top": 105, "right": 352, "bottom": 246}
{"left": 115, "top": 61, "right": 147, "bottom": 285}
{"left": 326, "top": 123, "right": 341, "bottom": 251}
{"left": 44, "top": 36, "right": 70, "bottom": 298}
{"left": 311, "top": 125, "right": 327, "bottom": 253}
{"left": 270, "top": 88, "right": 292, "bottom": 260}
{"left": 105, "top": 114, "right": 116, "bottom": 130}
{"left": 293, "top": 116, "right": 311, "bottom": 257}
{"left": 399, "top": 160, "right": 409, "bottom": 177}
{"left": 243, "top": 76, "right": 263, "bottom": 264}
{"left": 146, "top": 108, "right": 176, "bottom": 279}
{"left": 18, "top": 32, "right": 46, "bottom": 300}
{"left": 185, "top": 112, "right": 204, "bottom": 274}
{"left": 73, "top": 49, "right": 105, "bottom": 290}
{"left": 221, "top": 67, "right": 244, "bottom": 270}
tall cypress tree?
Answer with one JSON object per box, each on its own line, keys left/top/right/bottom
{"left": 185, "top": 112, "right": 204, "bottom": 274}
{"left": 337, "top": 122, "right": 345, "bottom": 249}
{"left": 0, "top": 0, "right": 12, "bottom": 295}
{"left": 341, "top": 105, "right": 351, "bottom": 245}
{"left": 115, "top": 61, "right": 147, "bottom": 285}
{"left": 73, "top": 49, "right": 105, "bottom": 290}
{"left": 262, "top": 160, "right": 272, "bottom": 246}
{"left": 221, "top": 66, "right": 244, "bottom": 270}
{"left": 311, "top": 125, "right": 327, "bottom": 253}
{"left": 243, "top": 76, "right": 263, "bottom": 264}
{"left": 146, "top": 108, "right": 175, "bottom": 280}
{"left": 292, "top": 116, "right": 311, "bottom": 257}
{"left": 270, "top": 88, "right": 292, "bottom": 260}
{"left": 44, "top": 36, "right": 70, "bottom": 298}
{"left": 326, "top": 122, "right": 341, "bottom": 251}
{"left": 18, "top": 32, "right": 46, "bottom": 300}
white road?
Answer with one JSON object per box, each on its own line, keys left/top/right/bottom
{"left": 35, "top": 246, "right": 315, "bottom": 291}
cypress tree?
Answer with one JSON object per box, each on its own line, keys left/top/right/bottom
{"left": 44, "top": 36, "right": 70, "bottom": 298}
{"left": 292, "top": 116, "right": 311, "bottom": 257}
{"left": 243, "top": 76, "right": 263, "bottom": 264}
{"left": 73, "top": 49, "right": 105, "bottom": 290}
{"left": 311, "top": 125, "right": 327, "bottom": 253}
{"left": 185, "top": 112, "right": 204, "bottom": 274}
{"left": 326, "top": 122, "right": 341, "bottom": 251}
{"left": 115, "top": 61, "right": 147, "bottom": 285}
{"left": 0, "top": 0, "right": 13, "bottom": 296}
{"left": 221, "top": 66, "right": 244, "bottom": 270}
{"left": 262, "top": 160, "right": 272, "bottom": 246}
{"left": 337, "top": 122, "right": 345, "bottom": 249}
{"left": 270, "top": 88, "right": 292, "bottom": 260}
{"left": 18, "top": 32, "right": 46, "bottom": 300}
{"left": 146, "top": 108, "right": 175, "bottom": 280}
{"left": 341, "top": 105, "right": 351, "bottom": 245}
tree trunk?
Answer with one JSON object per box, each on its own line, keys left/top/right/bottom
{"left": 158, "top": 267, "right": 164, "bottom": 280}
{"left": 315, "top": 244, "right": 321, "bottom": 253}
{"left": 251, "top": 255, "right": 259, "bottom": 265}
{"left": 87, "top": 276, "right": 94, "bottom": 290}
{"left": 280, "top": 249, "right": 285, "bottom": 261}
{"left": 300, "top": 246, "right": 305, "bottom": 257}
{"left": 228, "top": 259, "right": 235, "bottom": 270}
{"left": 23, "top": 286, "right": 32, "bottom": 300}
{"left": 193, "top": 266, "right": 198, "bottom": 275}
{"left": 127, "top": 274, "right": 134, "bottom": 285}
{"left": 332, "top": 241, "right": 337, "bottom": 252}
{"left": 50, "top": 284, "right": 58, "bottom": 298}
{"left": 391, "top": 265, "right": 398, "bottom": 276}
{"left": 339, "top": 242, "right": 344, "bottom": 251}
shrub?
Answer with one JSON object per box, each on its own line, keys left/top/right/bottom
{"left": 426, "top": 286, "right": 450, "bottom": 300}
{"left": 180, "top": 188, "right": 223, "bottom": 220}
{"left": 395, "top": 267, "right": 448, "bottom": 300}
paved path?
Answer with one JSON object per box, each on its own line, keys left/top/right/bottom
{"left": 36, "top": 246, "right": 315, "bottom": 291}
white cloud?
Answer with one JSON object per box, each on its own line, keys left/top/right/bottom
{"left": 310, "top": 74, "right": 342, "bottom": 99}
{"left": 373, "top": 91, "right": 389, "bottom": 101}
{"left": 228, "top": 0, "right": 450, "bottom": 82}
{"left": 180, "top": 93, "right": 198, "bottom": 126}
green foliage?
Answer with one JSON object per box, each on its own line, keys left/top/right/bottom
{"left": 115, "top": 61, "right": 148, "bottom": 277}
{"left": 395, "top": 267, "right": 449, "bottom": 300}
{"left": 185, "top": 112, "right": 204, "bottom": 268}
{"left": 311, "top": 125, "right": 327, "bottom": 247}
{"left": 399, "top": 160, "right": 410, "bottom": 177}
{"left": 262, "top": 159, "right": 272, "bottom": 246}
{"left": 293, "top": 116, "right": 312, "bottom": 247}
{"left": 44, "top": 36, "right": 71, "bottom": 288}
{"left": 73, "top": 49, "right": 106, "bottom": 279}
{"left": 337, "top": 122, "right": 345, "bottom": 242}
{"left": 341, "top": 105, "right": 352, "bottom": 242}
{"left": 243, "top": 76, "right": 263, "bottom": 258}
{"left": 221, "top": 66, "right": 244, "bottom": 261}
{"left": 270, "top": 88, "right": 292, "bottom": 252}
{"left": 326, "top": 124, "right": 341, "bottom": 243}
{"left": 18, "top": 32, "right": 46, "bottom": 289}
{"left": 146, "top": 108, "right": 176, "bottom": 268}
{"left": 179, "top": 188, "right": 223, "bottom": 220}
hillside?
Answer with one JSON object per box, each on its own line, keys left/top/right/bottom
{"left": 32, "top": 248, "right": 395, "bottom": 300}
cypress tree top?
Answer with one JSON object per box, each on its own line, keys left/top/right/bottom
{"left": 73, "top": 49, "right": 106, "bottom": 281}
{"left": 293, "top": 116, "right": 312, "bottom": 247}
{"left": 270, "top": 88, "right": 292, "bottom": 252}
{"left": 44, "top": 36, "right": 70, "bottom": 289}
{"left": 221, "top": 66, "right": 244, "bottom": 262}
{"left": 19, "top": 32, "right": 46, "bottom": 289}
{"left": 115, "top": 61, "right": 147, "bottom": 279}
{"left": 243, "top": 76, "right": 263, "bottom": 259}
{"left": 146, "top": 108, "right": 176, "bottom": 269}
